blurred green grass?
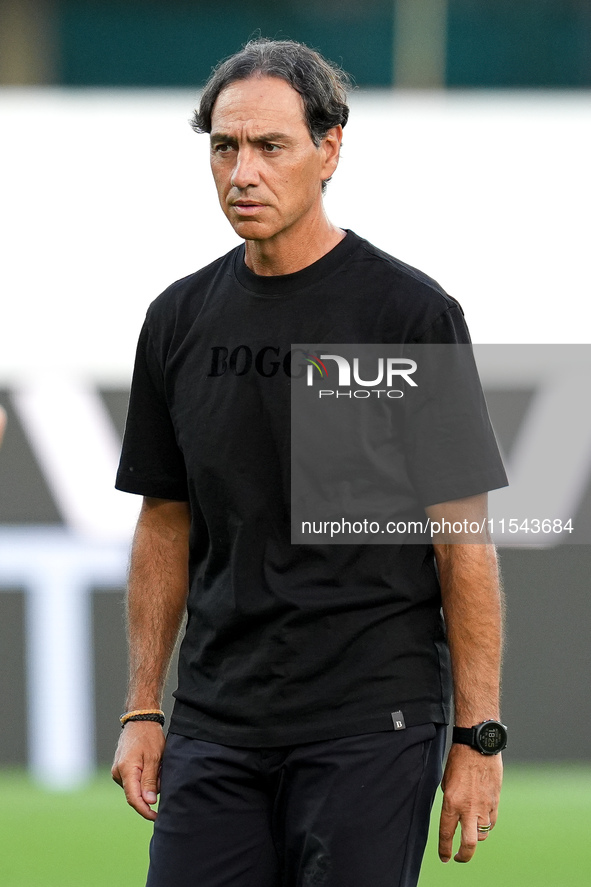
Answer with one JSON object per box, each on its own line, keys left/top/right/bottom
{"left": 421, "top": 764, "right": 591, "bottom": 886}
{"left": 1, "top": 765, "right": 590, "bottom": 886}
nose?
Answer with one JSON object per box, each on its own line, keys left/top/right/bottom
{"left": 231, "top": 146, "right": 260, "bottom": 190}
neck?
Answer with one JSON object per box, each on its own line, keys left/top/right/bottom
{"left": 243, "top": 211, "right": 345, "bottom": 276}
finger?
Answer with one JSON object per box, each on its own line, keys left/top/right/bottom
{"left": 123, "top": 764, "right": 158, "bottom": 821}
{"left": 111, "top": 762, "right": 123, "bottom": 788}
{"left": 0, "top": 406, "right": 7, "bottom": 446}
{"left": 438, "top": 808, "right": 459, "bottom": 863}
{"left": 477, "top": 817, "right": 493, "bottom": 842}
{"left": 140, "top": 753, "right": 161, "bottom": 806}
{"left": 454, "top": 819, "right": 478, "bottom": 863}
{"left": 140, "top": 756, "right": 162, "bottom": 808}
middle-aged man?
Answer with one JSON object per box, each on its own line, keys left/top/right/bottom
{"left": 112, "top": 38, "right": 508, "bottom": 887}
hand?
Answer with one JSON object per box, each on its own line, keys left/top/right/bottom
{"left": 438, "top": 743, "right": 503, "bottom": 863}
{"left": 111, "top": 721, "right": 166, "bottom": 821}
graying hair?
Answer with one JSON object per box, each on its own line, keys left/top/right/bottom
{"left": 192, "top": 38, "right": 351, "bottom": 191}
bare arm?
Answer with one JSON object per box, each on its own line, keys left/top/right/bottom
{"left": 111, "top": 496, "right": 190, "bottom": 820}
{"left": 425, "top": 493, "right": 504, "bottom": 863}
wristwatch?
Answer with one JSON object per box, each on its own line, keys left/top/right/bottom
{"left": 452, "top": 720, "right": 507, "bottom": 755}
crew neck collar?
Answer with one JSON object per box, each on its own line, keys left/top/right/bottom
{"left": 233, "top": 229, "right": 360, "bottom": 297}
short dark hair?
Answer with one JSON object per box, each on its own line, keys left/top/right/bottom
{"left": 192, "top": 38, "right": 351, "bottom": 189}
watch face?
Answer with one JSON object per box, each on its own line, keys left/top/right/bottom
{"left": 477, "top": 722, "right": 507, "bottom": 754}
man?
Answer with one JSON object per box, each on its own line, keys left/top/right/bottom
{"left": 112, "top": 38, "right": 507, "bottom": 887}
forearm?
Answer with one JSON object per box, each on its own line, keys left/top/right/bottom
{"left": 435, "top": 541, "right": 504, "bottom": 726}
{"left": 426, "top": 495, "right": 505, "bottom": 862}
{"left": 426, "top": 493, "right": 504, "bottom": 725}
{"left": 125, "top": 496, "right": 190, "bottom": 710}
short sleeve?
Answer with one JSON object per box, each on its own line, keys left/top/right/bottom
{"left": 404, "top": 304, "right": 508, "bottom": 506}
{"left": 412, "top": 300, "right": 471, "bottom": 345}
{"left": 115, "top": 319, "right": 189, "bottom": 501}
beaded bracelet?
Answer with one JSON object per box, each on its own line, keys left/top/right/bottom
{"left": 120, "top": 708, "right": 165, "bottom": 728}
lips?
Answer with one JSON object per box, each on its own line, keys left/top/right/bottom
{"left": 231, "top": 200, "right": 265, "bottom": 216}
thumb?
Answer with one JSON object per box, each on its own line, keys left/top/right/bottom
{"left": 141, "top": 759, "right": 161, "bottom": 805}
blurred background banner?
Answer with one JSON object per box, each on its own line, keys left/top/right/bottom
{"left": 1, "top": 1, "right": 590, "bottom": 790}
{"left": 1, "top": 0, "right": 591, "bottom": 89}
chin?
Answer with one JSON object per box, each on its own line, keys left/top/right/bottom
{"left": 230, "top": 221, "right": 273, "bottom": 241}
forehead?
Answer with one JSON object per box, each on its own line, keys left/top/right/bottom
{"left": 210, "top": 75, "right": 308, "bottom": 133}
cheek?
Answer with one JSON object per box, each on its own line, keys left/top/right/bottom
{"left": 210, "top": 159, "right": 231, "bottom": 193}
{"left": 293, "top": 162, "right": 323, "bottom": 205}
{"left": 210, "top": 169, "right": 232, "bottom": 215}
{"left": 283, "top": 159, "right": 317, "bottom": 193}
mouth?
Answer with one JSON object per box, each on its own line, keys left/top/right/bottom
{"left": 231, "top": 200, "right": 265, "bottom": 216}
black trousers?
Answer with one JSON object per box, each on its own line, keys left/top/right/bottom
{"left": 146, "top": 723, "right": 446, "bottom": 887}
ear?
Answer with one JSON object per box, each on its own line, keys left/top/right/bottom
{"left": 320, "top": 125, "right": 343, "bottom": 179}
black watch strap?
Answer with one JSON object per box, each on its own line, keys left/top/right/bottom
{"left": 452, "top": 725, "right": 477, "bottom": 746}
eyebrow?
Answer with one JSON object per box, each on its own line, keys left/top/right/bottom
{"left": 210, "top": 131, "right": 294, "bottom": 145}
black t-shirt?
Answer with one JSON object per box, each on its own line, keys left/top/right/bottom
{"left": 116, "top": 230, "right": 507, "bottom": 746}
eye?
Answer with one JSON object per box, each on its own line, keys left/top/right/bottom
{"left": 262, "top": 143, "right": 281, "bottom": 153}
{"left": 212, "top": 142, "right": 234, "bottom": 154}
